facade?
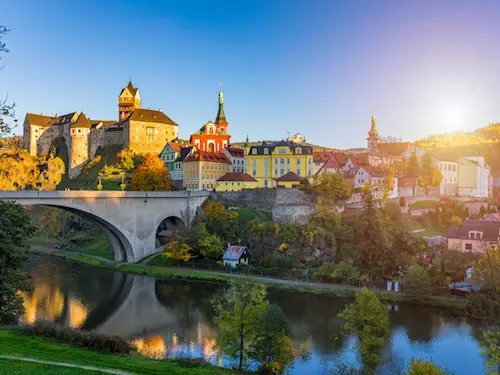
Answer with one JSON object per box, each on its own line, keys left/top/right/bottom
{"left": 244, "top": 141, "right": 313, "bottom": 188}
{"left": 446, "top": 219, "right": 500, "bottom": 252}
{"left": 222, "top": 147, "right": 247, "bottom": 173}
{"left": 190, "top": 88, "right": 230, "bottom": 152}
{"left": 160, "top": 142, "right": 194, "bottom": 186}
{"left": 215, "top": 172, "right": 258, "bottom": 192}
{"left": 457, "top": 156, "right": 490, "bottom": 198}
{"left": 23, "top": 80, "right": 178, "bottom": 179}
{"left": 275, "top": 171, "right": 304, "bottom": 188}
{"left": 366, "top": 113, "right": 379, "bottom": 155}
{"left": 353, "top": 166, "right": 398, "bottom": 198}
{"left": 183, "top": 151, "right": 231, "bottom": 190}
{"left": 434, "top": 157, "right": 458, "bottom": 196}
{"left": 222, "top": 244, "right": 250, "bottom": 269}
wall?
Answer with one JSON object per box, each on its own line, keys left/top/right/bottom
{"left": 125, "top": 120, "right": 178, "bottom": 154}
{"left": 105, "top": 128, "right": 124, "bottom": 146}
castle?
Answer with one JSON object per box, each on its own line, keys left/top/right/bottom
{"left": 23, "top": 81, "right": 179, "bottom": 178}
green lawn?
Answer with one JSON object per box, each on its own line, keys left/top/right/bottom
{"left": 236, "top": 207, "right": 258, "bottom": 220}
{"left": 0, "top": 358, "right": 100, "bottom": 374}
{"left": 409, "top": 200, "right": 440, "bottom": 210}
{"left": 0, "top": 331, "right": 241, "bottom": 375}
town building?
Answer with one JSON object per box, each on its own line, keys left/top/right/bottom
{"left": 222, "top": 244, "right": 250, "bottom": 269}
{"left": 275, "top": 171, "right": 305, "bottom": 188}
{"left": 457, "top": 156, "right": 490, "bottom": 198}
{"left": 446, "top": 219, "right": 500, "bottom": 252}
{"left": 23, "top": 80, "right": 178, "bottom": 179}
{"left": 215, "top": 172, "right": 258, "bottom": 192}
{"left": 183, "top": 151, "right": 231, "bottom": 190}
{"left": 433, "top": 157, "right": 458, "bottom": 196}
{"left": 285, "top": 133, "right": 307, "bottom": 144}
{"left": 222, "top": 147, "right": 247, "bottom": 173}
{"left": 189, "top": 88, "right": 230, "bottom": 152}
{"left": 353, "top": 166, "right": 398, "bottom": 198}
{"left": 244, "top": 140, "right": 313, "bottom": 188}
{"left": 160, "top": 142, "right": 194, "bottom": 187}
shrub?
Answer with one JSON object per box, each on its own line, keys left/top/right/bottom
{"left": 465, "top": 291, "right": 500, "bottom": 322}
{"left": 403, "top": 265, "right": 432, "bottom": 303}
{"left": 21, "top": 321, "right": 136, "bottom": 354}
{"left": 404, "top": 359, "right": 451, "bottom": 375}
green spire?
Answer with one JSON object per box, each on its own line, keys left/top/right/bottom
{"left": 244, "top": 134, "right": 249, "bottom": 148}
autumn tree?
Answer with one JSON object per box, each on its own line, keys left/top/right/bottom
{"left": 311, "top": 172, "right": 351, "bottom": 208}
{"left": 405, "top": 152, "right": 420, "bottom": 195}
{"left": 417, "top": 152, "right": 442, "bottom": 195}
{"left": 480, "top": 330, "right": 500, "bottom": 375}
{"left": 202, "top": 200, "right": 239, "bottom": 240}
{"left": 193, "top": 223, "right": 225, "bottom": 260}
{"left": 338, "top": 288, "right": 389, "bottom": 373}
{"left": 0, "top": 201, "right": 35, "bottom": 324}
{"left": 213, "top": 281, "right": 268, "bottom": 370}
{"left": 131, "top": 153, "right": 172, "bottom": 191}
{"left": 404, "top": 360, "right": 451, "bottom": 375}
{"left": 163, "top": 234, "right": 191, "bottom": 262}
{"left": 116, "top": 149, "right": 135, "bottom": 171}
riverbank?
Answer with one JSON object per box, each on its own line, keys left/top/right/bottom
{"left": 29, "top": 247, "right": 467, "bottom": 311}
{"left": 0, "top": 330, "right": 239, "bottom": 375}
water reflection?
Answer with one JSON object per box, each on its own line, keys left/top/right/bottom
{"left": 23, "top": 255, "right": 487, "bottom": 375}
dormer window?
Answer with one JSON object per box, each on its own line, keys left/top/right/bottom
{"left": 296, "top": 147, "right": 302, "bottom": 154}
{"left": 252, "top": 149, "right": 257, "bottom": 155}
{"left": 264, "top": 148, "right": 269, "bottom": 155}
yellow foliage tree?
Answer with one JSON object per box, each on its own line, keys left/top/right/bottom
{"left": 131, "top": 153, "right": 172, "bottom": 191}
{"left": 163, "top": 234, "right": 192, "bottom": 262}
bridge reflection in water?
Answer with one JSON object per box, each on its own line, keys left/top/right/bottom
{"left": 23, "top": 254, "right": 487, "bottom": 375}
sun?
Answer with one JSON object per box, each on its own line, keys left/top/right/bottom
{"left": 441, "top": 105, "right": 466, "bottom": 133}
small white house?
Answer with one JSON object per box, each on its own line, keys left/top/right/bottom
{"left": 222, "top": 244, "right": 250, "bottom": 269}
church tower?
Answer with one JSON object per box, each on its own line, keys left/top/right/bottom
{"left": 367, "top": 111, "right": 379, "bottom": 155}
{"left": 215, "top": 85, "right": 228, "bottom": 133}
{"left": 118, "top": 80, "right": 141, "bottom": 121}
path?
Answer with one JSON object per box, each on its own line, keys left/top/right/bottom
{"left": 0, "top": 355, "right": 136, "bottom": 375}
{"left": 29, "top": 246, "right": 464, "bottom": 303}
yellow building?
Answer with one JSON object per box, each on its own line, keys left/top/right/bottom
{"left": 183, "top": 151, "right": 232, "bottom": 190}
{"left": 275, "top": 171, "right": 304, "bottom": 188}
{"left": 215, "top": 172, "right": 258, "bottom": 192}
{"left": 244, "top": 140, "right": 313, "bottom": 188}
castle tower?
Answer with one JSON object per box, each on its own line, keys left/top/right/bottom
{"left": 367, "top": 111, "right": 379, "bottom": 155}
{"left": 68, "top": 113, "right": 91, "bottom": 178}
{"left": 118, "top": 80, "right": 141, "bottom": 121}
{"left": 215, "top": 85, "right": 228, "bottom": 133}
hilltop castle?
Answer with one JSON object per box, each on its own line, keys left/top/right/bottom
{"left": 23, "top": 81, "right": 179, "bottom": 178}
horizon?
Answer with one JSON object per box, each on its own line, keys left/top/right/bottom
{"left": 3, "top": 0, "right": 500, "bottom": 148}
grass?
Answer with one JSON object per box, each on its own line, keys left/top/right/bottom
{"left": 0, "top": 330, "right": 240, "bottom": 375}
{"left": 0, "top": 359, "right": 98, "bottom": 375}
{"left": 236, "top": 207, "right": 258, "bottom": 220}
{"left": 409, "top": 200, "right": 440, "bottom": 210}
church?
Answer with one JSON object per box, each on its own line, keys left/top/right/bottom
{"left": 23, "top": 81, "right": 179, "bottom": 178}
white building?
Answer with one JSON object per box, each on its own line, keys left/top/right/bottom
{"left": 222, "top": 244, "right": 250, "bottom": 269}
{"left": 354, "top": 166, "right": 398, "bottom": 198}
{"left": 457, "top": 156, "right": 490, "bottom": 198}
{"left": 222, "top": 147, "right": 247, "bottom": 173}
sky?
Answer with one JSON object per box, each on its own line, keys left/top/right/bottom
{"left": 3, "top": 0, "right": 500, "bottom": 149}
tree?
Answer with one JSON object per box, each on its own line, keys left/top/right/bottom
{"left": 404, "top": 359, "right": 451, "bottom": 375}
{"left": 202, "top": 200, "right": 239, "bottom": 240}
{"left": 480, "top": 330, "right": 500, "bottom": 375}
{"left": 0, "top": 26, "right": 17, "bottom": 140}
{"left": 116, "top": 149, "right": 135, "bottom": 171}
{"left": 213, "top": 281, "right": 268, "bottom": 370}
{"left": 406, "top": 152, "right": 420, "bottom": 194}
{"left": 0, "top": 201, "right": 35, "bottom": 324}
{"left": 163, "top": 234, "right": 191, "bottom": 262}
{"left": 251, "top": 304, "right": 296, "bottom": 374}
{"left": 338, "top": 288, "right": 389, "bottom": 373}
{"left": 479, "top": 205, "right": 487, "bottom": 217}
{"left": 311, "top": 172, "right": 351, "bottom": 208}
{"left": 195, "top": 224, "right": 224, "bottom": 260}
{"left": 131, "top": 154, "right": 172, "bottom": 191}
{"left": 417, "top": 152, "right": 442, "bottom": 195}
{"left": 403, "top": 265, "right": 432, "bottom": 303}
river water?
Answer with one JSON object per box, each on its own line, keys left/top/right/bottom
{"left": 22, "top": 255, "right": 487, "bottom": 374}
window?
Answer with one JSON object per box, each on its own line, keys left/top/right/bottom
{"left": 465, "top": 244, "right": 472, "bottom": 250}
{"left": 287, "top": 158, "right": 290, "bottom": 165}
{"left": 275, "top": 169, "right": 278, "bottom": 176}
{"left": 264, "top": 148, "right": 269, "bottom": 155}
{"left": 78, "top": 129, "right": 81, "bottom": 133}
{"left": 297, "top": 169, "right": 301, "bottom": 176}
{"left": 274, "top": 159, "right": 278, "bottom": 166}
{"left": 296, "top": 147, "right": 302, "bottom": 154}
{"left": 146, "top": 127, "right": 154, "bottom": 134}
{"left": 264, "top": 179, "right": 268, "bottom": 188}
{"left": 278, "top": 148, "right": 286, "bottom": 154}
{"left": 252, "top": 149, "right": 257, "bottom": 155}
{"left": 280, "top": 168, "right": 284, "bottom": 176}
{"left": 297, "top": 159, "right": 301, "bottom": 165}
{"left": 280, "top": 158, "right": 284, "bottom": 165}
{"left": 264, "top": 159, "right": 268, "bottom": 177}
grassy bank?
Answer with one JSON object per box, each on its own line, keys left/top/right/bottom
{"left": 30, "top": 249, "right": 467, "bottom": 312}
{"left": 0, "top": 330, "right": 238, "bottom": 374}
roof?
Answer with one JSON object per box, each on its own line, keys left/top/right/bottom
{"left": 26, "top": 112, "right": 79, "bottom": 127}
{"left": 217, "top": 172, "right": 257, "bottom": 182}
{"left": 248, "top": 141, "right": 313, "bottom": 155}
{"left": 358, "top": 166, "right": 386, "bottom": 178}
{"left": 162, "top": 141, "right": 194, "bottom": 154}
{"left": 90, "top": 120, "right": 116, "bottom": 129}
{"left": 175, "top": 146, "right": 195, "bottom": 162}
{"left": 349, "top": 154, "right": 369, "bottom": 167}
{"left": 184, "top": 151, "right": 231, "bottom": 164}
{"left": 120, "top": 80, "right": 138, "bottom": 97}
{"left": 313, "top": 151, "right": 333, "bottom": 162}
{"left": 333, "top": 152, "right": 349, "bottom": 165}
{"left": 446, "top": 219, "right": 500, "bottom": 241}
{"left": 126, "top": 109, "right": 178, "bottom": 126}
{"left": 224, "top": 147, "right": 244, "bottom": 158}
{"left": 377, "top": 142, "right": 410, "bottom": 156}
{"left": 215, "top": 102, "right": 227, "bottom": 124}
{"left": 222, "top": 245, "right": 248, "bottom": 261}
{"left": 480, "top": 213, "right": 500, "bottom": 222}
{"left": 322, "top": 156, "right": 341, "bottom": 169}
{"left": 70, "top": 113, "right": 91, "bottom": 129}
{"left": 275, "top": 171, "right": 304, "bottom": 182}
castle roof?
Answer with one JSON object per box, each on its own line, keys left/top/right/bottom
{"left": 224, "top": 146, "right": 244, "bottom": 157}
{"left": 26, "top": 112, "right": 79, "bottom": 127}
{"left": 120, "top": 80, "right": 139, "bottom": 97}
{"left": 126, "top": 109, "right": 178, "bottom": 126}
{"left": 71, "top": 113, "right": 92, "bottom": 128}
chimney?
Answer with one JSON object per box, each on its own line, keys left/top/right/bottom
{"left": 41, "top": 112, "right": 44, "bottom": 115}
{"left": 55, "top": 113, "right": 59, "bottom": 117}
{"left": 159, "top": 108, "right": 163, "bottom": 112}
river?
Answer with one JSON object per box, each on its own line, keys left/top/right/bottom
{"left": 22, "top": 255, "right": 487, "bottom": 374}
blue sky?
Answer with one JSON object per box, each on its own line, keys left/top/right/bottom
{"left": 3, "top": 0, "right": 500, "bottom": 148}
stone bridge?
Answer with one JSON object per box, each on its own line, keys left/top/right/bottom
{"left": 0, "top": 190, "right": 211, "bottom": 262}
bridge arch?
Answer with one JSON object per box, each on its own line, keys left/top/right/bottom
{"left": 37, "top": 204, "right": 134, "bottom": 262}
{"left": 155, "top": 215, "right": 186, "bottom": 247}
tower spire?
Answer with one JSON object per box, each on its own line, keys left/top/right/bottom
{"left": 215, "top": 83, "right": 227, "bottom": 124}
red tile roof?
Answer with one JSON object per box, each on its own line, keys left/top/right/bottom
{"left": 349, "top": 154, "right": 370, "bottom": 167}
{"left": 313, "top": 151, "right": 333, "bottom": 162}
{"left": 217, "top": 172, "right": 257, "bottom": 182}
{"left": 275, "top": 171, "right": 304, "bottom": 182}
{"left": 184, "top": 151, "right": 231, "bottom": 163}
{"left": 224, "top": 147, "right": 244, "bottom": 157}
{"left": 333, "top": 152, "right": 349, "bottom": 165}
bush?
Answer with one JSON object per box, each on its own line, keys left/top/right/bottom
{"left": 465, "top": 291, "right": 500, "bottom": 322}
{"left": 404, "top": 359, "right": 451, "bottom": 374}
{"left": 403, "top": 265, "right": 432, "bottom": 303}
{"left": 21, "top": 320, "right": 136, "bottom": 354}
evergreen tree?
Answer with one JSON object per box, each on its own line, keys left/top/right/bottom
{"left": 0, "top": 201, "right": 35, "bottom": 324}
{"left": 406, "top": 152, "right": 420, "bottom": 194}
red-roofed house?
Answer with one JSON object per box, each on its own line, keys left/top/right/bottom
{"left": 275, "top": 171, "right": 304, "bottom": 188}
{"left": 183, "top": 151, "right": 231, "bottom": 190}
{"left": 222, "top": 244, "right": 250, "bottom": 268}
{"left": 215, "top": 172, "right": 258, "bottom": 192}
